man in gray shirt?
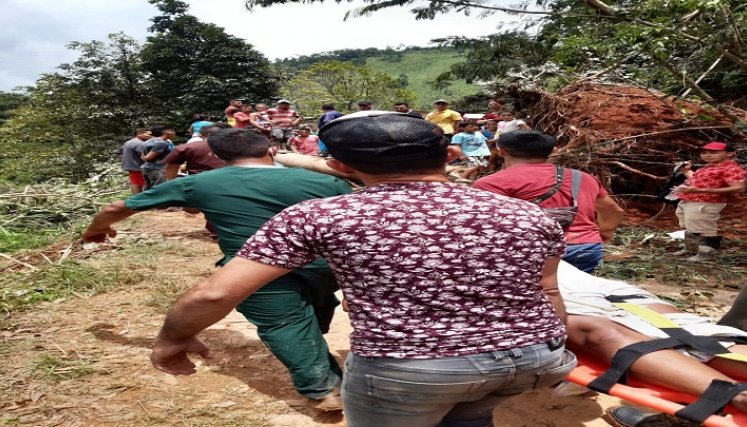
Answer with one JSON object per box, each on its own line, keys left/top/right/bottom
{"left": 120, "top": 128, "right": 152, "bottom": 194}
{"left": 140, "top": 125, "right": 176, "bottom": 189}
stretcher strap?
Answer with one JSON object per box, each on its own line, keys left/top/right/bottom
{"left": 606, "top": 297, "right": 747, "bottom": 363}
{"left": 661, "top": 327, "right": 732, "bottom": 355}
{"left": 587, "top": 337, "right": 684, "bottom": 393}
{"left": 675, "top": 380, "right": 747, "bottom": 423}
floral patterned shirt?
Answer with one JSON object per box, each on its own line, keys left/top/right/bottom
{"left": 679, "top": 160, "right": 746, "bottom": 204}
{"left": 237, "top": 182, "right": 567, "bottom": 358}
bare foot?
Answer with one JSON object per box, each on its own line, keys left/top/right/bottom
{"left": 731, "top": 391, "right": 747, "bottom": 412}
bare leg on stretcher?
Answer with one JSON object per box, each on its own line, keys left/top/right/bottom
{"left": 567, "top": 302, "right": 747, "bottom": 412}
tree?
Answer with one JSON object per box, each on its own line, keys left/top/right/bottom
{"left": 247, "top": 0, "right": 747, "bottom": 126}
{"left": 141, "top": 0, "right": 278, "bottom": 123}
{"left": 280, "top": 60, "right": 417, "bottom": 116}
{"left": 0, "top": 33, "right": 153, "bottom": 182}
{"left": 0, "top": 91, "right": 28, "bottom": 126}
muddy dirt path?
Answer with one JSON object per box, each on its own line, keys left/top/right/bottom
{"left": 3, "top": 211, "right": 738, "bottom": 426}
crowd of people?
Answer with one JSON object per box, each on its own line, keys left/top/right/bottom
{"left": 99, "top": 98, "right": 747, "bottom": 427}
{"left": 119, "top": 98, "right": 535, "bottom": 194}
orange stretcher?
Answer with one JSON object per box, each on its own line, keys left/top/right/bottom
{"left": 568, "top": 351, "right": 747, "bottom": 427}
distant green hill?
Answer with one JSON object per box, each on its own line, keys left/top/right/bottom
{"left": 364, "top": 49, "right": 482, "bottom": 111}
{"left": 274, "top": 47, "right": 483, "bottom": 111}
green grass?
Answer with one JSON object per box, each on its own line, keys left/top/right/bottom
{"left": 140, "top": 409, "right": 272, "bottom": 427}
{"left": 0, "top": 229, "right": 57, "bottom": 253}
{"left": 0, "top": 260, "right": 144, "bottom": 316}
{"left": 144, "top": 279, "right": 190, "bottom": 313}
{"left": 598, "top": 226, "right": 747, "bottom": 286}
{"left": 0, "top": 416, "right": 19, "bottom": 425}
{"left": 29, "top": 354, "right": 97, "bottom": 382}
{"left": 365, "top": 49, "right": 482, "bottom": 110}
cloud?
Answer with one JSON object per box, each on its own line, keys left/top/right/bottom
{"left": 0, "top": 0, "right": 155, "bottom": 90}
{"left": 189, "top": 0, "right": 514, "bottom": 60}
{"left": 0, "top": 0, "right": 517, "bottom": 91}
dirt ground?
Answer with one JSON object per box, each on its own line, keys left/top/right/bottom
{"left": 1, "top": 211, "right": 742, "bottom": 426}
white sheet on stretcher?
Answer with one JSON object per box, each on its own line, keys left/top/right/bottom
{"left": 558, "top": 261, "right": 746, "bottom": 360}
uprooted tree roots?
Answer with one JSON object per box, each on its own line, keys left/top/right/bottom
{"left": 497, "top": 82, "right": 747, "bottom": 195}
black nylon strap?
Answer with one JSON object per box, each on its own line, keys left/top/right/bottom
{"left": 659, "top": 327, "right": 733, "bottom": 355}
{"left": 603, "top": 295, "right": 747, "bottom": 353}
{"left": 587, "top": 338, "right": 684, "bottom": 393}
{"left": 533, "top": 165, "right": 564, "bottom": 204}
{"left": 675, "top": 380, "right": 747, "bottom": 423}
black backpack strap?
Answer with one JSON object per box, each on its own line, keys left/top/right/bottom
{"left": 533, "top": 165, "right": 564, "bottom": 204}
{"left": 675, "top": 380, "right": 747, "bottom": 423}
{"left": 587, "top": 338, "right": 684, "bottom": 393}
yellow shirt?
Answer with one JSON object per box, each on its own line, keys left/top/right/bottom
{"left": 425, "top": 109, "right": 463, "bottom": 134}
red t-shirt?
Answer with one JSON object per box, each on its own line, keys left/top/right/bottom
{"left": 266, "top": 108, "right": 300, "bottom": 129}
{"left": 162, "top": 141, "right": 225, "bottom": 174}
{"left": 473, "top": 163, "right": 609, "bottom": 244}
{"left": 679, "top": 160, "right": 746, "bottom": 204}
{"left": 289, "top": 135, "right": 320, "bottom": 155}
{"left": 482, "top": 112, "right": 501, "bottom": 120}
{"left": 233, "top": 111, "right": 252, "bottom": 129}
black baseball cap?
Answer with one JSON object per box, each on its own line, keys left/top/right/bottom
{"left": 318, "top": 111, "right": 446, "bottom": 164}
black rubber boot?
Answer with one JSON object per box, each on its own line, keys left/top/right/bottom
{"left": 703, "top": 235, "right": 722, "bottom": 250}
{"left": 718, "top": 285, "right": 747, "bottom": 332}
{"left": 603, "top": 406, "right": 699, "bottom": 427}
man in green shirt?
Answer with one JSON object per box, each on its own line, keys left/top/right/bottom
{"left": 82, "top": 129, "right": 351, "bottom": 411}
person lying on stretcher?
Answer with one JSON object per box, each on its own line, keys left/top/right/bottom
{"left": 559, "top": 261, "right": 747, "bottom": 413}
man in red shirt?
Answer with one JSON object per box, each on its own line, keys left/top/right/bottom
{"left": 266, "top": 99, "right": 302, "bottom": 147}
{"left": 478, "top": 99, "right": 503, "bottom": 124}
{"left": 163, "top": 124, "right": 228, "bottom": 179}
{"left": 473, "top": 131, "right": 624, "bottom": 273}
{"left": 224, "top": 99, "right": 242, "bottom": 127}
{"left": 232, "top": 105, "right": 253, "bottom": 129}
{"left": 672, "top": 141, "right": 746, "bottom": 261}
{"left": 288, "top": 126, "right": 320, "bottom": 155}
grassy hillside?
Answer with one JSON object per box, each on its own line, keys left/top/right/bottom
{"left": 365, "top": 49, "right": 482, "bottom": 111}
{"left": 275, "top": 47, "right": 483, "bottom": 112}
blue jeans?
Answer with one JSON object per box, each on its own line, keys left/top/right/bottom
{"left": 341, "top": 342, "right": 576, "bottom": 427}
{"left": 563, "top": 243, "right": 603, "bottom": 273}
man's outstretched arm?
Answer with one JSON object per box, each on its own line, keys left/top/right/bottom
{"left": 151, "top": 257, "right": 290, "bottom": 375}
{"left": 82, "top": 201, "right": 138, "bottom": 242}
{"left": 595, "top": 195, "right": 625, "bottom": 241}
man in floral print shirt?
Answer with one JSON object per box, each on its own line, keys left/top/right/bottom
{"left": 672, "top": 141, "right": 746, "bottom": 261}
{"left": 150, "top": 112, "right": 575, "bottom": 427}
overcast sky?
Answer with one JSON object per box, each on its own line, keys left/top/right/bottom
{"left": 0, "top": 0, "right": 518, "bottom": 91}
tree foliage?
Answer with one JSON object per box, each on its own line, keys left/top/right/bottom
{"left": 275, "top": 46, "right": 414, "bottom": 70}
{"left": 142, "top": 0, "right": 278, "bottom": 121}
{"left": 0, "top": 34, "right": 151, "bottom": 183}
{"left": 247, "top": 0, "right": 747, "bottom": 120}
{"left": 0, "top": 92, "right": 28, "bottom": 126}
{"left": 0, "top": 1, "right": 278, "bottom": 183}
{"left": 281, "top": 60, "right": 417, "bottom": 116}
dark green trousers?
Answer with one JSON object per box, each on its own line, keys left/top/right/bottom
{"left": 719, "top": 284, "right": 747, "bottom": 332}
{"left": 235, "top": 267, "right": 342, "bottom": 399}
